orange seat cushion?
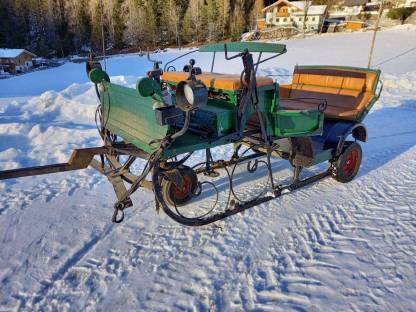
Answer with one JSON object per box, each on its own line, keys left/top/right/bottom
{"left": 279, "top": 67, "right": 378, "bottom": 120}
{"left": 162, "top": 71, "right": 273, "bottom": 91}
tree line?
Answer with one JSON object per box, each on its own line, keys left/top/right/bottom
{"left": 0, "top": 0, "right": 260, "bottom": 57}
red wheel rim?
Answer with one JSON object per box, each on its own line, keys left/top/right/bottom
{"left": 172, "top": 175, "right": 192, "bottom": 200}
{"left": 343, "top": 149, "right": 359, "bottom": 176}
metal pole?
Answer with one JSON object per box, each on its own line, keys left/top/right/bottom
{"left": 368, "top": 1, "right": 384, "bottom": 68}
{"left": 211, "top": 52, "right": 216, "bottom": 72}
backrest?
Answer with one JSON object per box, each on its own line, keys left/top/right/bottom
{"left": 292, "top": 66, "right": 380, "bottom": 93}
{"left": 162, "top": 71, "right": 274, "bottom": 91}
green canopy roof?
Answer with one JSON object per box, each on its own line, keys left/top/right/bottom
{"left": 199, "top": 42, "right": 287, "bottom": 54}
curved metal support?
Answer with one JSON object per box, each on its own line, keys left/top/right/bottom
{"left": 224, "top": 44, "right": 246, "bottom": 60}
{"left": 147, "top": 50, "right": 162, "bottom": 69}
{"left": 163, "top": 49, "right": 198, "bottom": 72}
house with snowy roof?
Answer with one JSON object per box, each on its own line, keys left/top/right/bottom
{"left": 256, "top": 0, "right": 327, "bottom": 32}
{"left": 0, "top": 49, "right": 37, "bottom": 74}
{"left": 404, "top": 0, "right": 416, "bottom": 7}
{"left": 329, "top": 0, "right": 367, "bottom": 20}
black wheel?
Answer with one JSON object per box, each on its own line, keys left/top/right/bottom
{"left": 332, "top": 142, "right": 362, "bottom": 183}
{"left": 161, "top": 166, "right": 198, "bottom": 206}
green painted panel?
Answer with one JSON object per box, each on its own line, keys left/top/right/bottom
{"left": 203, "top": 100, "right": 235, "bottom": 134}
{"left": 162, "top": 133, "right": 229, "bottom": 158}
{"left": 199, "top": 42, "right": 287, "bottom": 54}
{"left": 273, "top": 109, "right": 323, "bottom": 137}
{"left": 101, "top": 82, "right": 169, "bottom": 154}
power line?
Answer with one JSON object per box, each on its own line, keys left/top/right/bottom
{"left": 374, "top": 46, "right": 416, "bottom": 67}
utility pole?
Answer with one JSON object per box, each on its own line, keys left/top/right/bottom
{"left": 368, "top": 1, "right": 384, "bottom": 68}
{"left": 302, "top": 0, "right": 312, "bottom": 38}
{"left": 319, "top": 0, "right": 334, "bottom": 35}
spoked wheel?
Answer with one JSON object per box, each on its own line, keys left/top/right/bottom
{"left": 332, "top": 142, "right": 362, "bottom": 183}
{"left": 161, "top": 166, "right": 198, "bottom": 206}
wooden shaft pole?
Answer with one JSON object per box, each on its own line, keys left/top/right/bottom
{"left": 368, "top": 1, "right": 384, "bottom": 68}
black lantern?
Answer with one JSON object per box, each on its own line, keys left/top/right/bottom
{"left": 176, "top": 79, "right": 208, "bottom": 112}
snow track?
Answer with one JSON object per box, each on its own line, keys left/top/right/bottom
{"left": 1, "top": 28, "right": 416, "bottom": 311}
{"left": 6, "top": 146, "right": 416, "bottom": 311}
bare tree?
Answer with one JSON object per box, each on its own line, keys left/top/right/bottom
{"left": 302, "top": 0, "right": 312, "bottom": 38}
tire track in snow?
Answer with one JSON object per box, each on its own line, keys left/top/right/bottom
{"left": 13, "top": 223, "right": 115, "bottom": 310}
{"left": 3, "top": 141, "right": 416, "bottom": 311}
{"left": 15, "top": 177, "right": 284, "bottom": 311}
{"left": 245, "top": 147, "right": 416, "bottom": 311}
{"left": 0, "top": 172, "right": 105, "bottom": 216}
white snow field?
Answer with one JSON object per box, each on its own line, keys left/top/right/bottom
{"left": 1, "top": 25, "right": 416, "bottom": 311}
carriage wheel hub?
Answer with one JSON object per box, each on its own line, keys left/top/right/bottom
{"left": 172, "top": 176, "right": 193, "bottom": 199}
{"left": 343, "top": 149, "right": 358, "bottom": 176}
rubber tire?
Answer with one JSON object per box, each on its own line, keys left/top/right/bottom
{"left": 332, "top": 142, "right": 362, "bottom": 183}
{"left": 161, "top": 166, "right": 198, "bottom": 207}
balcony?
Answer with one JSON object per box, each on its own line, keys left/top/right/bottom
{"left": 276, "top": 12, "right": 289, "bottom": 17}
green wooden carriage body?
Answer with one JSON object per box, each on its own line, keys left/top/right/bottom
{"left": 99, "top": 43, "right": 323, "bottom": 159}
{"left": 96, "top": 42, "right": 381, "bottom": 165}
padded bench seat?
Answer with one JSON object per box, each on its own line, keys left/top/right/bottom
{"left": 279, "top": 66, "right": 381, "bottom": 121}
{"left": 162, "top": 71, "right": 274, "bottom": 91}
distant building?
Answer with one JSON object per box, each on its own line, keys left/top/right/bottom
{"left": 0, "top": 49, "right": 37, "bottom": 74}
{"left": 363, "top": 0, "right": 383, "bottom": 14}
{"left": 345, "top": 20, "right": 366, "bottom": 29}
{"left": 256, "top": 0, "right": 327, "bottom": 32}
{"left": 405, "top": 0, "right": 416, "bottom": 7}
{"left": 329, "top": 0, "right": 367, "bottom": 20}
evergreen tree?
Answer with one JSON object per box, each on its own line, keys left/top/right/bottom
{"left": 11, "top": 0, "right": 30, "bottom": 49}
{"left": 112, "top": 0, "right": 125, "bottom": 49}
{"left": 0, "top": 0, "right": 261, "bottom": 56}
{"left": 0, "top": 0, "right": 12, "bottom": 47}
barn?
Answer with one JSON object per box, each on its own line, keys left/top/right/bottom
{"left": 0, "top": 49, "right": 37, "bottom": 74}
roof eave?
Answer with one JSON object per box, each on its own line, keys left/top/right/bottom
{"left": 262, "top": 0, "right": 304, "bottom": 12}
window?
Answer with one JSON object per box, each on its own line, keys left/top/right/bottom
{"left": 312, "top": 17, "right": 316, "bottom": 21}
{"left": 277, "top": 18, "right": 280, "bottom": 22}
{"left": 283, "top": 18, "right": 287, "bottom": 22}
{"left": 299, "top": 17, "right": 302, "bottom": 21}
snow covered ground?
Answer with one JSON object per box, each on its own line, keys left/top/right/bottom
{"left": 0, "top": 26, "right": 416, "bottom": 311}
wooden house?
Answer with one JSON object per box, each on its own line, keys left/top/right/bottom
{"left": 0, "top": 49, "right": 37, "bottom": 74}
{"left": 256, "top": 0, "right": 327, "bottom": 32}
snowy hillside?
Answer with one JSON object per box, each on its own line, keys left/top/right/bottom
{"left": 1, "top": 26, "right": 416, "bottom": 311}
